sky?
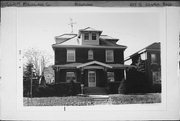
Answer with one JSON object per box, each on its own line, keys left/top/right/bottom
{"left": 17, "top": 7, "right": 161, "bottom": 64}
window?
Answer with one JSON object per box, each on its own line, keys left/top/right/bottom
{"left": 67, "top": 49, "right": 75, "bottom": 62}
{"left": 66, "top": 72, "right": 76, "bottom": 83}
{"left": 152, "top": 71, "right": 161, "bottom": 84}
{"left": 107, "top": 72, "right": 115, "bottom": 82}
{"left": 88, "top": 50, "right": 94, "bottom": 60}
{"left": 151, "top": 54, "right": 157, "bottom": 63}
{"left": 84, "top": 33, "right": 89, "bottom": 40}
{"left": 140, "top": 52, "right": 147, "bottom": 60}
{"left": 92, "top": 33, "right": 97, "bottom": 40}
{"left": 106, "top": 50, "right": 114, "bottom": 62}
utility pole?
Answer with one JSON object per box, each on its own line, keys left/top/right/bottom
{"left": 68, "top": 18, "right": 76, "bottom": 33}
{"left": 30, "top": 64, "right": 33, "bottom": 99}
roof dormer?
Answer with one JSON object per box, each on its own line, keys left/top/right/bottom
{"left": 78, "top": 27, "right": 102, "bottom": 45}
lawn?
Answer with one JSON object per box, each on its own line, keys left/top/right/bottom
{"left": 23, "top": 93, "right": 161, "bottom": 106}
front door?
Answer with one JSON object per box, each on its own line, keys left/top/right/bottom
{"left": 88, "top": 70, "right": 96, "bottom": 87}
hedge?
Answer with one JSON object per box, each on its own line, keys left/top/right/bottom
{"left": 24, "top": 82, "right": 81, "bottom": 97}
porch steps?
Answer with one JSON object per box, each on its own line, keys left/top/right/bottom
{"left": 84, "top": 87, "right": 108, "bottom": 95}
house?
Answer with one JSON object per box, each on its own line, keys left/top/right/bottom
{"left": 124, "top": 42, "right": 161, "bottom": 92}
{"left": 43, "top": 66, "right": 55, "bottom": 84}
{"left": 52, "top": 27, "right": 133, "bottom": 94}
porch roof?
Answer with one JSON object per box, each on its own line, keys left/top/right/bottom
{"left": 52, "top": 63, "right": 82, "bottom": 69}
{"left": 76, "top": 61, "right": 112, "bottom": 69}
{"left": 52, "top": 61, "right": 135, "bottom": 70}
{"left": 109, "top": 64, "right": 136, "bottom": 69}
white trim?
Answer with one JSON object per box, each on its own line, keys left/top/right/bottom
{"left": 52, "top": 45, "right": 127, "bottom": 49}
{"left": 76, "top": 61, "right": 112, "bottom": 68}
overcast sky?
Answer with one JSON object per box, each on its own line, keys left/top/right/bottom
{"left": 17, "top": 7, "right": 161, "bottom": 64}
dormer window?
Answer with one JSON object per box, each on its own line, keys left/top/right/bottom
{"left": 88, "top": 50, "right": 94, "bottom": 60}
{"left": 92, "top": 33, "right": 97, "bottom": 40}
{"left": 84, "top": 33, "right": 89, "bottom": 40}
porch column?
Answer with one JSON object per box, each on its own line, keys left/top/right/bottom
{"left": 104, "top": 67, "right": 108, "bottom": 86}
{"left": 124, "top": 68, "right": 127, "bottom": 80}
{"left": 55, "top": 67, "right": 60, "bottom": 83}
{"left": 80, "top": 68, "right": 84, "bottom": 84}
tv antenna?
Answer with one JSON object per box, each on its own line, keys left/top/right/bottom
{"left": 68, "top": 18, "right": 76, "bottom": 33}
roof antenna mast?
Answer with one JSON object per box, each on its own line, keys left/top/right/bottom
{"left": 68, "top": 18, "right": 76, "bottom": 33}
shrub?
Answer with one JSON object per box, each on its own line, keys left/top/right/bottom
{"left": 107, "top": 82, "right": 120, "bottom": 94}
{"left": 27, "top": 82, "right": 81, "bottom": 97}
{"left": 152, "top": 83, "right": 161, "bottom": 93}
{"left": 118, "top": 67, "right": 151, "bottom": 94}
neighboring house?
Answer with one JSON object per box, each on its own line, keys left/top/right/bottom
{"left": 125, "top": 42, "right": 161, "bottom": 89}
{"left": 52, "top": 27, "right": 133, "bottom": 94}
{"left": 43, "top": 66, "right": 55, "bottom": 84}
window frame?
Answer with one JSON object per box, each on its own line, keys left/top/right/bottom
{"left": 88, "top": 50, "right": 94, "bottom": 60}
{"left": 92, "top": 33, "right": 97, "bottom": 40}
{"left": 107, "top": 71, "right": 115, "bottom": 82}
{"left": 67, "top": 49, "right": 76, "bottom": 62}
{"left": 66, "top": 71, "right": 76, "bottom": 83}
{"left": 84, "top": 33, "right": 89, "bottom": 40}
{"left": 151, "top": 53, "right": 157, "bottom": 64}
{"left": 106, "top": 50, "right": 114, "bottom": 62}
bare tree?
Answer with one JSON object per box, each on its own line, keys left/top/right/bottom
{"left": 23, "top": 48, "right": 53, "bottom": 76}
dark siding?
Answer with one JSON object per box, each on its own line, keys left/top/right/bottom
{"left": 76, "top": 48, "right": 88, "bottom": 63}
{"left": 114, "top": 49, "right": 124, "bottom": 64}
{"left": 147, "top": 50, "right": 161, "bottom": 86}
{"left": 55, "top": 48, "right": 66, "bottom": 65}
{"left": 96, "top": 70, "right": 107, "bottom": 87}
{"left": 55, "top": 70, "right": 66, "bottom": 83}
{"left": 54, "top": 47, "right": 124, "bottom": 64}
{"left": 114, "top": 69, "right": 124, "bottom": 82}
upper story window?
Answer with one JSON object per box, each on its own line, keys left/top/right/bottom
{"left": 84, "top": 33, "right": 89, "bottom": 40}
{"left": 151, "top": 53, "right": 157, "bottom": 63}
{"left": 140, "top": 52, "right": 147, "bottom": 60}
{"left": 106, "top": 50, "right": 114, "bottom": 62}
{"left": 92, "top": 33, "right": 97, "bottom": 40}
{"left": 67, "top": 49, "right": 75, "bottom": 62}
{"left": 88, "top": 50, "right": 94, "bottom": 60}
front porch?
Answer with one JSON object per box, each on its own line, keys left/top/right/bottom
{"left": 52, "top": 61, "right": 134, "bottom": 94}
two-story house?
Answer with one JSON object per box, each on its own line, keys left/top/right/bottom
{"left": 52, "top": 27, "right": 133, "bottom": 94}
{"left": 124, "top": 42, "right": 161, "bottom": 92}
